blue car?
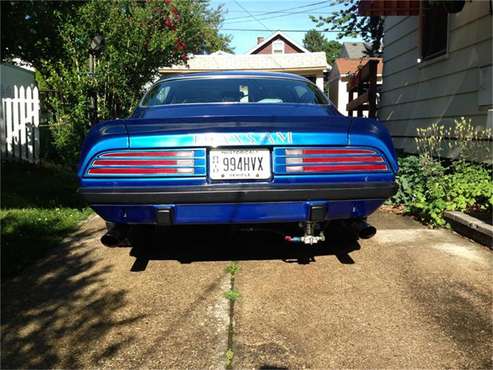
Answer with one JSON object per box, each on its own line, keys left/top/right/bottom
{"left": 78, "top": 71, "right": 398, "bottom": 245}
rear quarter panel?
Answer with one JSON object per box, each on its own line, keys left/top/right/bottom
{"left": 77, "top": 121, "right": 128, "bottom": 178}
{"left": 349, "top": 117, "right": 398, "bottom": 173}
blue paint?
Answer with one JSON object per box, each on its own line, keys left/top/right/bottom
{"left": 91, "top": 199, "right": 386, "bottom": 225}
{"left": 349, "top": 117, "right": 398, "bottom": 173}
{"left": 78, "top": 72, "right": 398, "bottom": 226}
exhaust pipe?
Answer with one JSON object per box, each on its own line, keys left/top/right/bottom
{"left": 101, "top": 223, "right": 129, "bottom": 247}
{"left": 348, "top": 220, "right": 377, "bottom": 239}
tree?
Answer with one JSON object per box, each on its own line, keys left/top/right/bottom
{"left": 311, "top": 0, "right": 383, "bottom": 56}
{"left": 302, "top": 29, "right": 341, "bottom": 65}
{"left": 15, "top": 0, "right": 232, "bottom": 166}
{"left": 1, "top": 1, "right": 231, "bottom": 68}
{"left": 1, "top": 1, "right": 84, "bottom": 75}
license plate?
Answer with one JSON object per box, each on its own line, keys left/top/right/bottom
{"left": 209, "top": 149, "right": 271, "bottom": 180}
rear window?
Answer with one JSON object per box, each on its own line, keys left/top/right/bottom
{"left": 141, "top": 77, "right": 327, "bottom": 106}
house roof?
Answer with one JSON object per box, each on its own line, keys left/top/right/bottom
{"left": 340, "top": 42, "right": 371, "bottom": 59}
{"left": 159, "top": 52, "right": 329, "bottom": 74}
{"left": 333, "top": 58, "right": 383, "bottom": 76}
{"left": 158, "top": 71, "right": 310, "bottom": 82}
{"left": 210, "top": 50, "right": 233, "bottom": 56}
{"left": 246, "top": 31, "right": 309, "bottom": 55}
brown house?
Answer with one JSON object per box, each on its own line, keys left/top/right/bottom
{"left": 248, "top": 32, "right": 308, "bottom": 55}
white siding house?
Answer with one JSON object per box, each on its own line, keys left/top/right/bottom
{"left": 377, "top": 0, "right": 492, "bottom": 153}
{"left": 1, "top": 63, "right": 36, "bottom": 98}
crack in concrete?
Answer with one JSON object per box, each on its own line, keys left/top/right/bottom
{"left": 225, "top": 262, "right": 238, "bottom": 369}
{"left": 209, "top": 274, "right": 232, "bottom": 370}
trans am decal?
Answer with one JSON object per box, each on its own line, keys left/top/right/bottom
{"left": 194, "top": 132, "right": 293, "bottom": 146}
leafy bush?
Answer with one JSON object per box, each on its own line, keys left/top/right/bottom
{"left": 35, "top": 0, "right": 232, "bottom": 167}
{"left": 394, "top": 158, "right": 492, "bottom": 226}
{"left": 390, "top": 118, "right": 493, "bottom": 226}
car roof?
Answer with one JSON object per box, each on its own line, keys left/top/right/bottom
{"left": 157, "top": 71, "right": 310, "bottom": 83}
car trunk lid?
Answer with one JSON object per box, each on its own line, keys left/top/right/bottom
{"left": 126, "top": 103, "right": 350, "bottom": 148}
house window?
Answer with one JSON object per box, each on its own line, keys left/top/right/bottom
{"left": 420, "top": 0, "right": 448, "bottom": 61}
{"left": 272, "top": 40, "right": 284, "bottom": 54}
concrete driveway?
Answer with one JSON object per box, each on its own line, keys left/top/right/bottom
{"left": 2, "top": 211, "right": 492, "bottom": 369}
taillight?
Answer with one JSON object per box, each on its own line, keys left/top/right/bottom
{"left": 275, "top": 147, "right": 389, "bottom": 174}
{"left": 86, "top": 149, "right": 206, "bottom": 176}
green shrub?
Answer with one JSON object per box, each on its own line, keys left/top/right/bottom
{"left": 39, "top": 0, "right": 232, "bottom": 168}
{"left": 390, "top": 157, "right": 492, "bottom": 226}
{"left": 390, "top": 118, "right": 493, "bottom": 226}
{"left": 391, "top": 155, "right": 427, "bottom": 206}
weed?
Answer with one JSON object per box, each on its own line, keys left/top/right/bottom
{"left": 224, "top": 289, "right": 240, "bottom": 301}
{"left": 225, "top": 261, "right": 240, "bottom": 276}
{"left": 225, "top": 348, "right": 234, "bottom": 368}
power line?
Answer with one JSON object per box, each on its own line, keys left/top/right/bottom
{"left": 226, "top": 9, "right": 331, "bottom": 13}
{"left": 232, "top": 0, "right": 273, "bottom": 32}
{"left": 221, "top": 28, "right": 341, "bottom": 33}
{"left": 226, "top": 10, "right": 334, "bottom": 14}
{"left": 224, "top": 4, "right": 332, "bottom": 24}
{"left": 225, "top": 0, "right": 329, "bottom": 22}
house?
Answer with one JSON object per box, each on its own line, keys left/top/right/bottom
{"left": 328, "top": 58, "right": 383, "bottom": 115}
{"left": 359, "top": 0, "right": 493, "bottom": 155}
{"left": 0, "top": 61, "right": 36, "bottom": 98}
{"left": 246, "top": 32, "right": 309, "bottom": 55}
{"left": 159, "top": 32, "right": 329, "bottom": 91}
{"left": 339, "top": 42, "right": 371, "bottom": 59}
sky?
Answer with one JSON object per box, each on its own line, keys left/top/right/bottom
{"left": 210, "top": 0, "right": 363, "bottom": 54}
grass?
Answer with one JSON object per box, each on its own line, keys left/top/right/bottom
{"left": 1, "top": 161, "right": 91, "bottom": 278}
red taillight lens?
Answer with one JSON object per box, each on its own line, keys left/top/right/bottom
{"left": 92, "top": 159, "right": 194, "bottom": 166}
{"left": 285, "top": 148, "right": 375, "bottom": 156}
{"left": 280, "top": 147, "right": 388, "bottom": 174}
{"left": 286, "top": 156, "right": 384, "bottom": 164}
{"left": 285, "top": 164, "right": 388, "bottom": 173}
{"left": 100, "top": 151, "right": 194, "bottom": 158}
{"left": 87, "top": 149, "right": 205, "bottom": 176}
{"left": 87, "top": 167, "right": 194, "bottom": 175}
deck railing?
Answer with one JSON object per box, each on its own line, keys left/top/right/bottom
{"left": 346, "top": 59, "right": 379, "bottom": 118}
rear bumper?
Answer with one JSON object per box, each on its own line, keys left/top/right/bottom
{"left": 80, "top": 182, "right": 398, "bottom": 204}
{"left": 91, "top": 200, "right": 387, "bottom": 225}
{"left": 81, "top": 182, "right": 397, "bottom": 225}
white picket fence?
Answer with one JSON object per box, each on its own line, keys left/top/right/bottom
{"left": 1, "top": 85, "right": 40, "bottom": 163}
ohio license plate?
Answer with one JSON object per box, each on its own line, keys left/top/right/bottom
{"left": 209, "top": 149, "right": 271, "bottom": 180}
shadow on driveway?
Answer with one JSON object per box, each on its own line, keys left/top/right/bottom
{"left": 1, "top": 220, "right": 361, "bottom": 368}
{"left": 124, "top": 223, "right": 361, "bottom": 272}
{"left": 1, "top": 221, "right": 145, "bottom": 369}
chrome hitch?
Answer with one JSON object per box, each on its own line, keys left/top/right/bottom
{"left": 285, "top": 222, "right": 325, "bottom": 245}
